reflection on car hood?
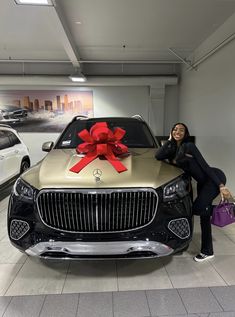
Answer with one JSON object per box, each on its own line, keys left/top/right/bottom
{"left": 22, "top": 148, "right": 183, "bottom": 190}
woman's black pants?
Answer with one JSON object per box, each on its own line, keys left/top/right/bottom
{"left": 192, "top": 168, "right": 226, "bottom": 255}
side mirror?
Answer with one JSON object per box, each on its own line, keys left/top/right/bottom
{"left": 42, "top": 141, "right": 54, "bottom": 152}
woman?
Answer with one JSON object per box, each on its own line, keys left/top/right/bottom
{"left": 155, "top": 123, "right": 232, "bottom": 262}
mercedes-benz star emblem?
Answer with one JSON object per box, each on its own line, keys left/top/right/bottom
{"left": 93, "top": 169, "right": 102, "bottom": 182}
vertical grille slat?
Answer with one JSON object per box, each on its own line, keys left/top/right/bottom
{"left": 128, "top": 192, "right": 132, "bottom": 229}
{"left": 62, "top": 193, "right": 68, "bottom": 230}
{"left": 90, "top": 194, "right": 94, "bottom": 232}
{"left": 37, "top": 189, "right": 158, "bottom": 233}
{"left": 70, "top": 193, "right": 75, "bottom": 231}
{"left": 136, "top": 192, "right": 140, "bottom": 227}
{"left": 74, "top": 193, "right": 79, "bottom": 231}
{"left": 78, "top": 193, "right": 83, "bottom": 231}
{"left": 46, "top": 193, "right": 52, "bottom": 225}
{"left": 54, "top": 193, "right": 59, "bottom": 228}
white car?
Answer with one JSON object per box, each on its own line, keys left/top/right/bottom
{"left": 0, "top": 124, "right": 30, "bottom": 187}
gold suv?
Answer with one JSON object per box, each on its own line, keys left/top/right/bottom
{"left": 8, "top": 116, "right": 192, "bottom": 259}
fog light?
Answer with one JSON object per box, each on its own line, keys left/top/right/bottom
{"left": 168, "top": 218, "right": 190, "bottom": 239}
{"left": 10, "top": 220, "right": 30, "bottom": 240}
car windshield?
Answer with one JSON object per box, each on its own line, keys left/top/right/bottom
{"left": 56, "top": 118, "right": 157, "bottom": 149}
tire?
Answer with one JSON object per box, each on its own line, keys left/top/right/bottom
{"left": 20, "top": 159, "right": 30, "bottom": 174}
{"left": 174, "top": 244, "right": 189, "bottom": 255}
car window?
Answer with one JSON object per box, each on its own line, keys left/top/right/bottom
{"left": 56, "top": 119, "right": 156, "bottom": 149}
{"left": 0, "top": 105, "right": 19, "bottom": 111}
{"left": 6, "top": 131, "right": 21, "bottom": 146}
{"left": 0, "top": 130, "right": 11, "bottom": 150}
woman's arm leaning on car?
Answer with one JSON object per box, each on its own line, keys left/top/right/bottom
{"left": 155, "top": 140, "right": 177, "bottom": 161}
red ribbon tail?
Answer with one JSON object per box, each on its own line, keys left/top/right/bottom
{"left": 70, "top": 153, "right": 97, "bottom": 173}
{"left": 105, "top": 152, "right": 127, "bottom": 173}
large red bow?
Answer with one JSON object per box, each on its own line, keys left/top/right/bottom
{"left": 70, "top": 122, "right": 129, "bottom": 173}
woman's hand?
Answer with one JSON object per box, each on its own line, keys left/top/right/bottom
{"left": 219, "top": 186, "right": 233, "bottom": 201}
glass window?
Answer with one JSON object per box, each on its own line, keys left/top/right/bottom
{"left": 6, "top": 131, "right": 21, "bottom": 146}
{"left": 0, "top": 130, "right": 11, "bottom": 150}
{"left": 56, "top": 119, "right": 157, "bottom": 149}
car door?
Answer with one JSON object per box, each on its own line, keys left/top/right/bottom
{"left": 5, "top": 131, "right": 22, "bottom": 178}
{"left": 0, "top": 130, "right": 13, "bottom": 185}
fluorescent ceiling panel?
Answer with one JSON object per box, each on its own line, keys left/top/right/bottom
{"left": 69, "top": 74, "right": 87, "bottom": 82}
{"left": 14, "top": 0, "right": 53, "bottom": 6}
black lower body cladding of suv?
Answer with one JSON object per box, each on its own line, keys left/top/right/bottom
{"left": 8, "top": 183, "right": 193, "bottom": 259}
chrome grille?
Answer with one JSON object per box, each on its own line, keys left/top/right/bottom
{"left": 36, "top": 189, "right": 158, "bottom": 233}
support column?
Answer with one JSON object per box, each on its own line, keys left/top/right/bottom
{"left": 149, "top": 86, "right": 165, "bottom": 136}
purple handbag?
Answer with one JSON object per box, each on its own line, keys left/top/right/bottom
{"left": 211, "top": 201, "right": 235, "bottom": 227}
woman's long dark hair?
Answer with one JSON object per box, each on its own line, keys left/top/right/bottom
{"left": 170, "top": 122, "right": 191, "bottom": 144}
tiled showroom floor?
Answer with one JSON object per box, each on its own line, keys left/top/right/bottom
{"left": 1, "top": 195, "right": 235, "bottom": 316}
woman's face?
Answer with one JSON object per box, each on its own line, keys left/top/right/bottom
{"left": 172, "top": 124, "right": 186, "bottom": 142}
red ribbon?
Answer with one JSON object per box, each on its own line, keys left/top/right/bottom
{"left": 70, "top": 122, "right": 129, "bottom": 173}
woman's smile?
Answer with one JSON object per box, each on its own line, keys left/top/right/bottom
{"left": 172, "top": 124, "right": 186, "bottom": 142}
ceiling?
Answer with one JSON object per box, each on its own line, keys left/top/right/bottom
{"left": 1, "top": 0, "right": 235, "bottom": 78}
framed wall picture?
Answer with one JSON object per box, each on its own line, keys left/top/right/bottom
{"left": 0, "top": 90, "right": 93, "bottom": 132}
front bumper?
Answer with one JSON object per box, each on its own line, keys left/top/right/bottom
{"left": 25, "top": 240, "right": 174, "bottom": 259}
{"left": 8, "top": 191, "right": 192, "bottom": 259}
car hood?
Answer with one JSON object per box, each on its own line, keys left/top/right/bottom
{"left": 22, "top": 148, "right": 183, "bottom": 190}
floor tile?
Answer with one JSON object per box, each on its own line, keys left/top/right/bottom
{"left": 0, "top": 264, "right": 23, "bottom": 296}
{"left": 117, "top": 259, "right": 172, "bottom": 291}
{"left": 209, "top": 313, "right": 235, "bottom": 317}
{"left": 178, "top": 287, "right": 223, "bottom": 314}
{"left": 40, "top": 294, "right": 79, "bottom": 317}
{"left": 174, "top": 240, "right": 199, "bottom": 258}
{"left": 63, "top": 261, "right": 118, "bottom": 294}
{"left": 77, "top": 292, "right": 112, "bottom": 317}
{"left": 0, "top": 242, "right": 27, "bottom": 264}
{"left": 0, "top": 296, "right": 12, "bottom": 316}
{"left": 210, "top": 256, "right": 235, "bottom": 285}
{"left": 146, "top": 288, "right": 187, "bottom": 315}
{"left": 113, "top": 291, "right": 150, "bottom": 317}
{"left": 0, "top": 214, "right": 7, "bottom": 241}
{"left": 150, "top": 315, "right": 208, "bottom": 317}
{"left": 163, "top": 257, "right": 226, "bottom": 288}
{"left": 210, "top": 286, "right": 235, "bottom": 311}
{"left": 0, "top": 197, "right": 9, "bottom": 213}
{"left": 0, "top": 235, "right": 10, "bottom": 243}
{"left": 211, "top": 235, "right": 235, "bottom": 255}
{"left": 3, "top": 295, "right": 45, "bottom": 317}
{"left": 5, "top": 258, "right": 69, "bottom": 296}
{"left": 226, "top": 234, "right": 235, "bottom": 243}
{"left": 212, "top": 225, "right": 230, "bottom": 237}
{"left": 219, "top": 223, "right": 235, "bottom": 236}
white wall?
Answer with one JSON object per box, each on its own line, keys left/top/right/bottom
{"left": 94, "top": 86, "right": 149, "bottom": 119}
{"left": 19, "top": 132, "right": 59, "bottom": 166}
{"left": 164, "top": 85, "right": 179, "bottom": 135}
{"left": 179, "top": 13, "right": 235, "bottom": 192}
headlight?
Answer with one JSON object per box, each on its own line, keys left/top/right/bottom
{"left": 13, "top": 178, "right": 35, "bottom": 200}
{"left": 163, "top": 176, "right": 188, "bottom": 202}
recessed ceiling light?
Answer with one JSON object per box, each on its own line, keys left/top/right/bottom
{"left": 75, "top": 21, "right": 82, "bottom": 25}
{"left": 69, "top": 71, "right": 87, "bottom": 82}
{"left": 14, "top": 0, "right": 53, "bottom": 6}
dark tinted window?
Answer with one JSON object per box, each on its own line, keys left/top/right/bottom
{"left": 56, "top": 119, "right": 156, "bottom": 149}
{"left": 0, "top": 105, "right": 20, "bottom": 111}
{"left": 6, "top": 131, "right": 21, "bottom": 146}
{"left": 0, "top": 130, "right": 11, "bottom": 150}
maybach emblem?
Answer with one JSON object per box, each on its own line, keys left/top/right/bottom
{"left": 93, "top": 169, "right": 102, "bottom": 181}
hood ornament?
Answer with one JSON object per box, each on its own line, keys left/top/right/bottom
{"left": 93, "top": 169, "right": 102, "bottom": 182}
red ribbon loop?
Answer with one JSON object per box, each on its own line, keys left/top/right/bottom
{"left": 70, "top": 122, "right": 129, "bottom": 174}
